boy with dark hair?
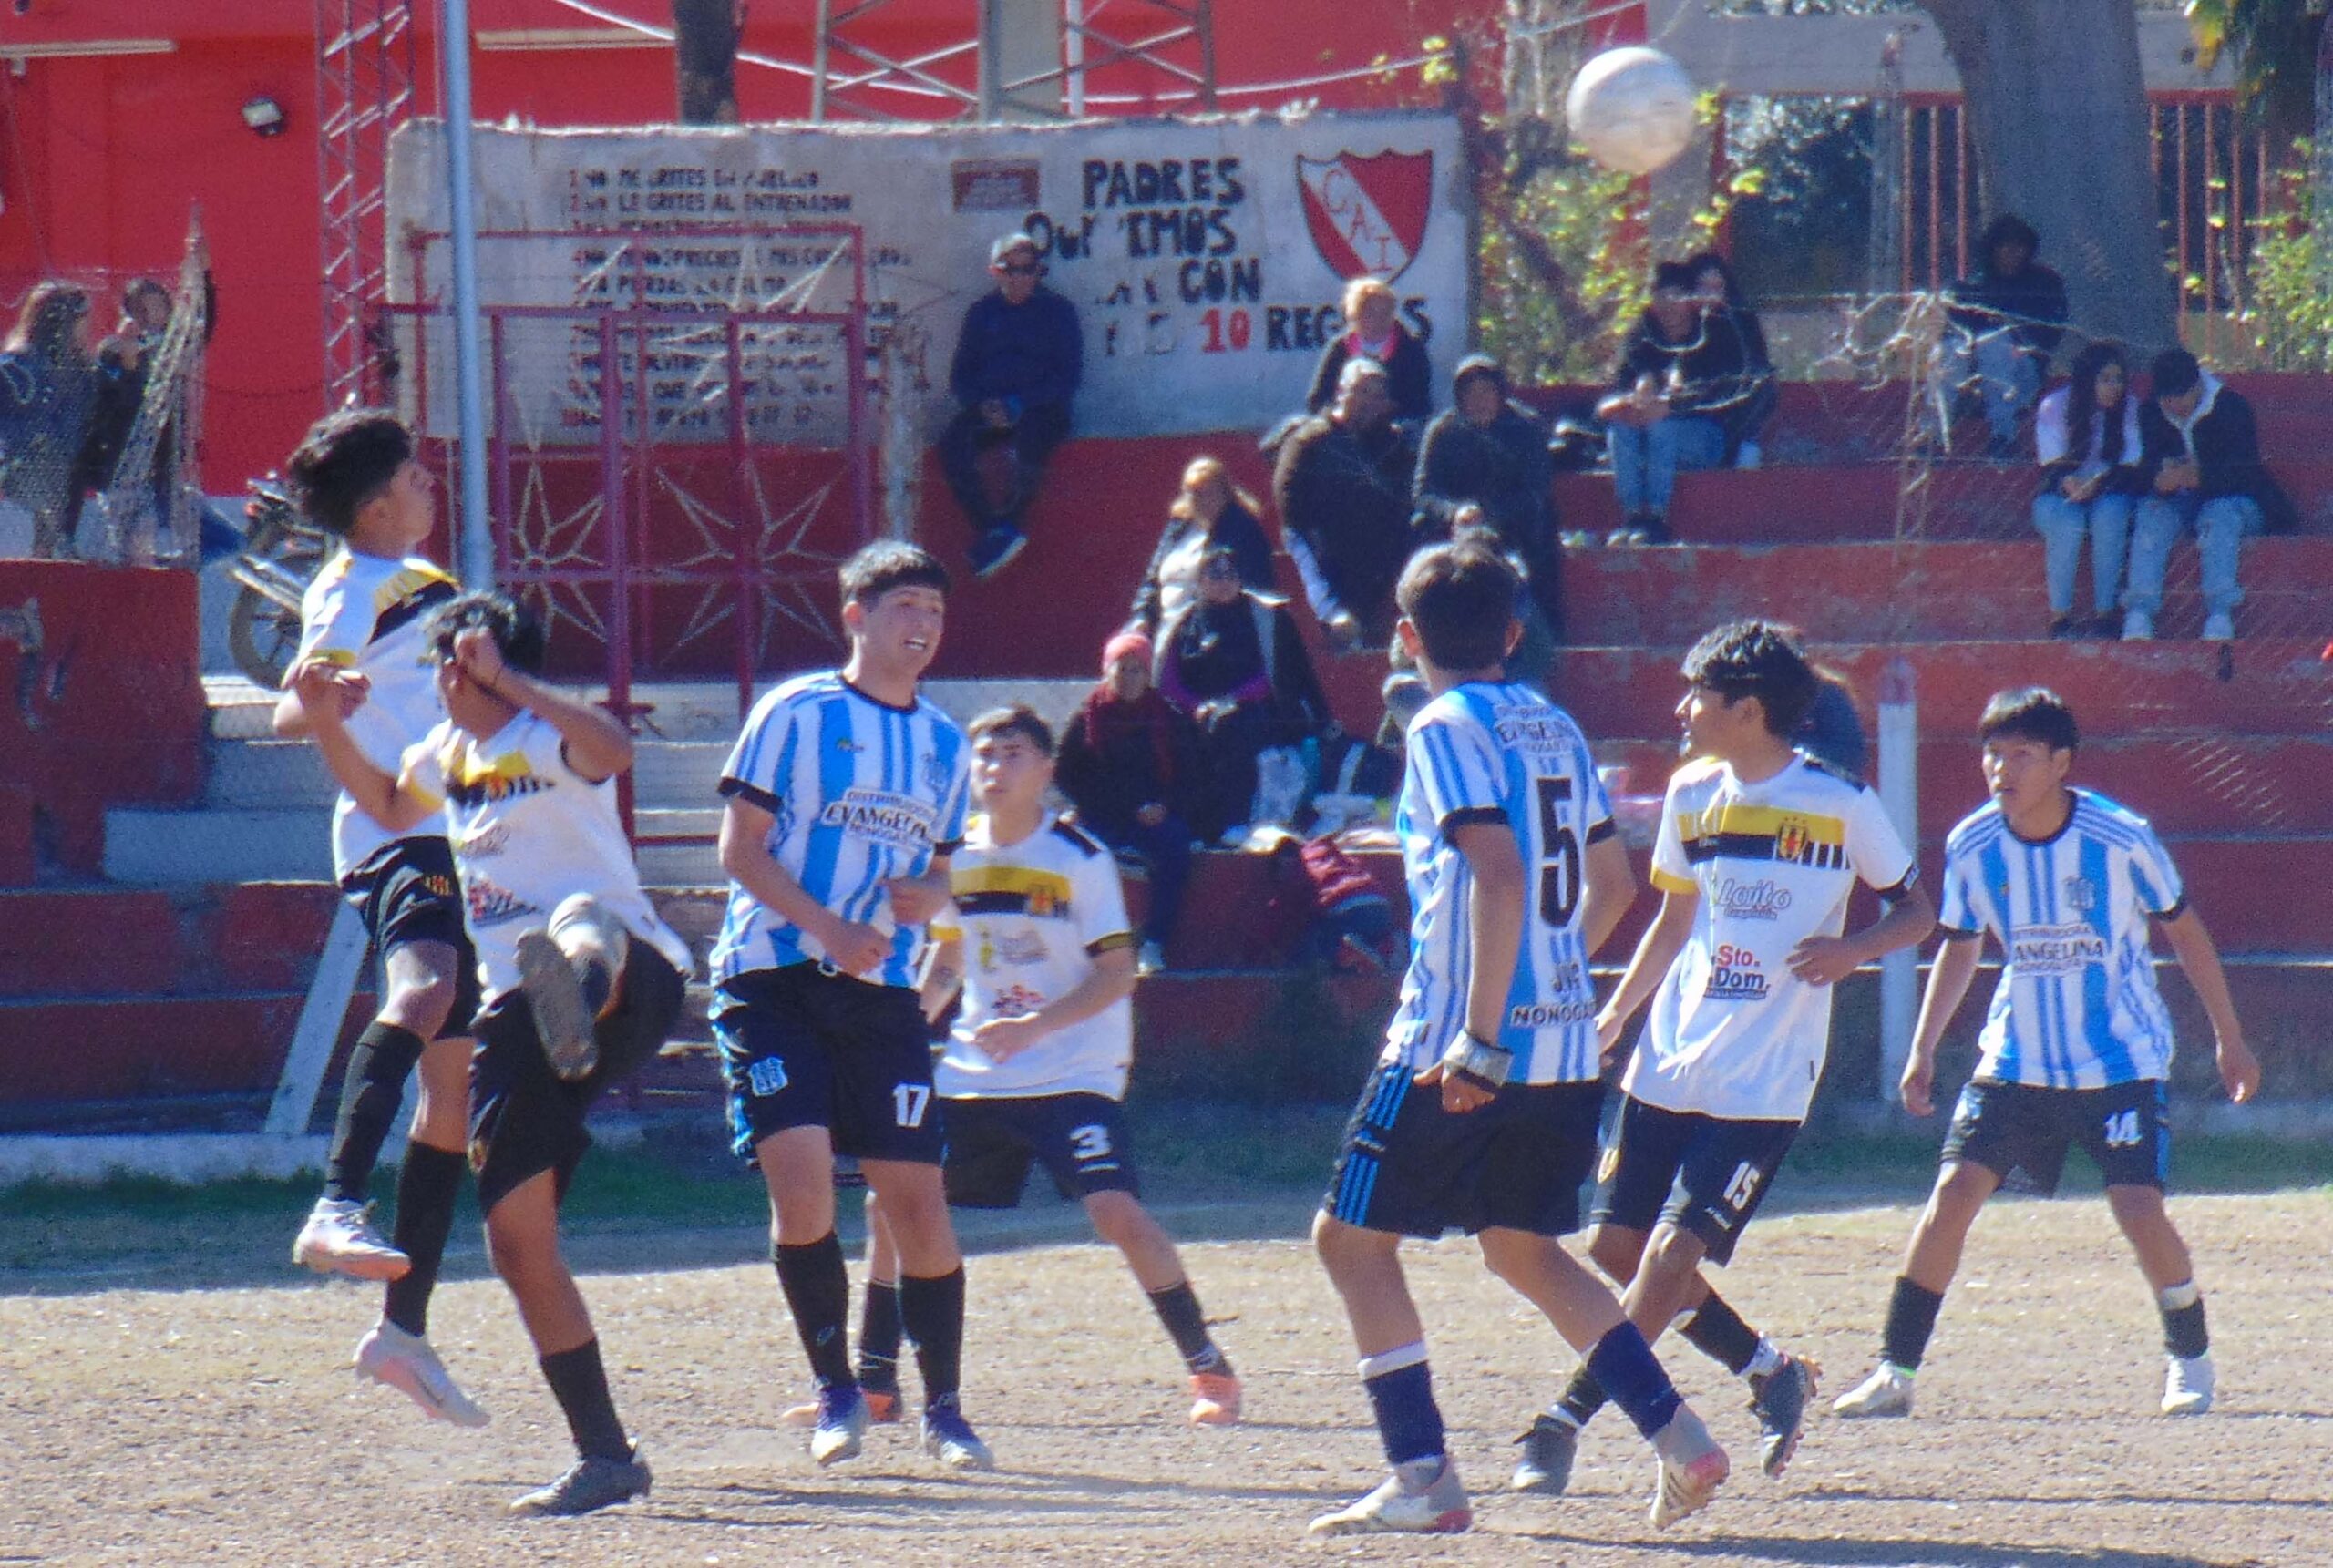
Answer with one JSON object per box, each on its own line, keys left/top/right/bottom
{"left": 2127, "top": 347, "right": 2284, "bottom": 643}
{"left": 273, "top": 407, "right": 486, "bottom": 1430}
{"left": 712, "top": 539, "right": 995, "bottom": 1472}
{"left": 1833, "top": 688, "right": 2258, "bottom": 1422}
{"left": 1598, "top": 261, "right": 1755, "bottom": 546}
{"left": 1309, "top": 539, "right": 1730, "bottom": 1538}
{"left": 848, "top": 702, "right": 1243, "bottom": 1429}
{"left": 1520, "top": 619, "right": 1936, "bottom": 1496}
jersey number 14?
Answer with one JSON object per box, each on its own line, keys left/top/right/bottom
{"left": 1536, "top": 776, "right": 1583, "bottom": 927}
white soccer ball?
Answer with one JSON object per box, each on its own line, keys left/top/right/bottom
{"left": 1565, "top": 46, "right": 1698, "bottom": 176}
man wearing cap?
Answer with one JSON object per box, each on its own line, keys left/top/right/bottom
{"left": 1272, "top": 356, "right": 1421, "bottom": 650}
{"left": 940, "top": 232, "right": 1085, "bottom": 579}
{"left": 1413, "top": 354, "right": 1562, "bottom": 641}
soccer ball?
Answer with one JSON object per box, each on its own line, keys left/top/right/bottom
{"left": 1565, "top": 46, "right": 1698, "bottom": 176}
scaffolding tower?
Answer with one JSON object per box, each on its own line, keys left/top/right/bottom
{"left": 315, "top": 0, "right": 417, "bottom": 410}
{"left": 811, "top": 0, "right": 1214, "bottom": 123}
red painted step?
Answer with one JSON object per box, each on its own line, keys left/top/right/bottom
{"left": 0, "top": 883, "right": 343, "bottom": 999}
{"left": 1563, "top": 538, "right": 2333, "bottom": 648}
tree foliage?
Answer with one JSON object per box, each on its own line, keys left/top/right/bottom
{"left": 2187, "top": 1, "right": 2331, "bottom": 141}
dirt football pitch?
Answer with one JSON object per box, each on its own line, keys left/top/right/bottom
{"left": 5, "top": 1189, "right": 2330, "bottom": 1566}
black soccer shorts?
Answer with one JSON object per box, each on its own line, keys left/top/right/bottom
{"left": 1942, "top": 1077, "right": 2170, "bottom": 1195}
{"left": 348, "top": 835, "right": 480, "bottom": 1038}
{"left": 1321, "top": 1061, "right": 1606, "bottom": 1240}
{"left": 941, "top": 1092, "right": 1141, "bottom": 1209}
{"left": 714, "top": 962, "right": 946, "bottom": 1166}
{"left": 467, "top": 943, "right": 685, "bottom": 1214}
{"left": 1590, "top": 1094, "right": 1799, "bottom": 1267}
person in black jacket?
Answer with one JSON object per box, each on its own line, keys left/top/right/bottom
{"left": 1598, "top": 261, "right": 1753, "bottom": 546}
{"left": 1273, "top": 357, "right": 1420, "bottom": 649}
{"left": 938, "top": 232, "right": 1084, "bottom": 579}
{"left": 1687, "top": 251, "right": 1779, "bottom": 467}
{"left": 1304, "top": 277, "right": 1431, "bottom": 424}
{"left": 2031, "top": 341, "right": 2145, "bottom": 639}
{"left": 1412, "top": 354, "right": 1561, "bottom": 640}
{"left": 2126, "top": 349, "right": 2286, "bottom": 643}
{"left": 1130, "top": 456, "right": 1276, "bottom": 634}
{"left": 1938, "top": 213, "right": 2068, "bottom": 460}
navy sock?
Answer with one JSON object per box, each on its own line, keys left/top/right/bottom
{"left": 324, "top": 1022, "right": 426, "bottom": 1203}
{"left": 1678, "top": 1292, "right": 1762, "bottom": 1377}
{"left": 382, "top": 1142, "right": 466, "bottom": 1336}
{"left": 858, "top": 1281, "right": 903, "bottom": 1392}
{"left": 899, "top": 1267, "right": 967, "bottom": 1405}
{"left": 1587, "top": 1321, "right": 1684, "bottom": 1441}
{"left": 1882, "top": 1275, "right": 1947, "bottom": 1371}
{"left": 1360, "top": 1344, "right": 1444, "bottom": 1468}
{"left": 771, "top": 1234, "right": 858, "bottom": 1392}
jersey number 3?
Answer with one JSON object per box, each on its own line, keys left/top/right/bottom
{"left": 1536, "top": 776, "right": 1583, "bottom": 927}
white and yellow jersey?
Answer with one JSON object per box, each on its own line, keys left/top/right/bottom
{"left": 1622, "top": 753, "right": 1917, "bottom": 1122}
{"left": 291, "top": 548, "right": 459, "bottom": 884}
{"left": 933, "top": 813, "right": 1136, "bottom": 1101}
{"left": 400, "top": 712, "right": 692, "bottom": 1006}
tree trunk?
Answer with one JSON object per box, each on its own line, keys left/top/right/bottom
{"left": 1922, "top": 0, "right": 2176, "bottom": 353}
{"left": 673, "top": 0, "right": 742, "bottom": 126}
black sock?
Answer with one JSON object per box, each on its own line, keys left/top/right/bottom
{"left": 1882, "top": 1275, "right": 1947, "bottom": 1371}
{"left": 324, "top": 1022, "right": 427, "bottom": 1204}
{"left": 771, "top": 1234, "right": 858, "bottom": 1392}
{"left": 899, "top": 1267, "right": 967, "bottom": 1406}
{"left": 1678, "top": 1292, "right": 1762, "bottom": 1377}
{"left": 382, "top": 1143, "right": 466, "bottom": 1337}
{"left": 1146, "top": 1280, "right": 1229, "bottom": 1375}
{"left": 540, "top": 1338, "right": 631, "bottom": 1461}
{"left": 1556, "top": 1362, "right": 1609, "bottom": 1429}
{"left": 2159, "top": 1283, "right": 2209, "bottom": 1359}
{"left": 858, "top": 1281, "right": 903, "bottom": 1392}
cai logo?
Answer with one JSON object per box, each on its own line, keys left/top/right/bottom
{"left": 1711, "top": 876, "right": 1793, "bottom": 922}
{"left": 748, "top": 1057, "right": 789, "bottom": 1097}
{"left": 1703, "top": 942, "right": 1771, "bottom": 1002}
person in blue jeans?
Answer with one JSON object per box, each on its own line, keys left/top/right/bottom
{"left": 2127, "top": 350, "right": 2286, "bottom": 643}
{"left": 2030, "top": 341, "right": 2144, "bottom": 640}
{"left": 1598, "top": 261, "right": 1752, "bottom": 546}
{"left": 1937, "top": 214, "right": 2068, "bottom": 462}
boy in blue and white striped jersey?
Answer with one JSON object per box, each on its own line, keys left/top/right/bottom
{"left": 1834, "top": 687, "right": 2259, "bottom": 1424}
{"left": 710, "top": 540, "right": 992, "bottom": 1474}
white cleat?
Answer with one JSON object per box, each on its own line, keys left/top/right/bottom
{"left": 2163, "top": 1354, "right": 2215, "bottom": 1417}
{"left": 355, "top": 1321, "right": 488, "bottom": 1428}
{"left": 1307, "top": 1459, "right": 1472, "bottom": 1537}
{"left": 293, "top": 1196, "right": 410, "bottom": 1281}
{"left": 1833, "top": 1362, "right": 1917, "bottom": 1419}
{"left": 1649, "top": 1407, "right": 1729, "bottom": 1530}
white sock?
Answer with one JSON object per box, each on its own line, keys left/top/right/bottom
{"left": 1742, "top": 1337, "right": 1783, "bottom": 1381}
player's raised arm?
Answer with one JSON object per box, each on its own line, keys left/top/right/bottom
{"left": 2156, "top": 907, "right": 2258, "bottom": 1103}
{"left": 447, "top": 626, "right": 633, "bottom": 783}
{"left": 291, "top": 656, "right": 432, "bottom": 834}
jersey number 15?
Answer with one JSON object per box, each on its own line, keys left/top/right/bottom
{"left": 1536, "top": 776, "right": 1583, "bottom": 927}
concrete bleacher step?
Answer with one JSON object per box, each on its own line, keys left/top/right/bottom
{"left": 1564, "top": 538, "right": 2333, "bottom": 647}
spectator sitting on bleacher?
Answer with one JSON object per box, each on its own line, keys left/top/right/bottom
{"left": 1939, "top": 213, "right": 2068, "bottom": 462}
{"left": 1130, "top": 456, "right": 1276, "bottom": 635}
{"left": 1055, "top": 630, "right": 1205, "bottom": 976}
{"left": 1157, "top": 548, "right": 1331, "bottom": 844}
{"left": 0, "top": 282, "right": 98, "bottom": 559}
{"left": 2032, "top": 341, "right": 2144, "bottom": 641}
{"left": 939, "top": 231, "right": 1084, "bottom": 581}
{"left": 1305, "top": 277, "right": 1431, "bottom": 424}
{"left": 1597, "top": 261, "right": 1754, "bottom": 548}
{"left": 2126, "top": 348, "right": 2288, "bottom": 644}
{"left": 1687, "top": 250, "right": 1779, "bottom": 468}
{"left": 1273, "top": 356, "right": 1420, "bottom": 650}
{"left": 1412, "top": 354, "right": 1563, "bottom": 641}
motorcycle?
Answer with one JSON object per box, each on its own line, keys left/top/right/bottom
{"left": 223, "top": 477, "right": 329, "bottom": 688}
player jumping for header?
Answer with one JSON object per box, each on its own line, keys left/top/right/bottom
{"left": 1517, "top": 620, "right": 1935, "bottom": 1497}
{"left": 1309, "top": 540, "right": 1730, "bottom": 1538}
{"left": 1832, "top": 687, "right": 2258, "bottom": 1423}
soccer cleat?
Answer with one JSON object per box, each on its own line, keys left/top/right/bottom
{"left": 1648, "top": 1407, "right": 1729, "bottom": 1530}
{"left": 1832, "top": 1362, "right": 1917, "bottom": 1419}
{"left": 1749, "top": 1351, "right": 1818, "bottom": 1479}
{"left": 517, "top": 928, "right": 598, "bottom": 1081}
{"left": 809, "top": 1385, "right": 871, "bottom": 1466}
{"left": 1187, "top": 1369, "right": 1243, "bottom": 1427}
{"left": 1509, "top": 1412, "right": 1578, "bottom": 1495}
{"left": 508, "top": 1448, "right": 653, "bottom": 1516}
{"left": 1307, "top": 1459, "right": 1472, "bottom": 1537}
{"left": 354, "top": 1320, "right": 489, "bottom": 1429}
{"left": 2163, "top": 1354, "right": 2215, "bottom": 1416}
{"left": 920, "top": 1401, "right": 996, "bottom": 1471}
{"left": 2202, "top": 612, "right": 2235, "bottom": 643}
{"left": 293, "top": 1196, "right": 410, "bottom": 1281}
{"left": 969, "top": 525, "right": 1027, "bottom": 579}
{"left": 782, "top": 1387, "right": 897, "bottom": 1428}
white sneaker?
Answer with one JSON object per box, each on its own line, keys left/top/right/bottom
{"left": 355, "top": 1321, "right": 489, "bottom": 1428}
{"left": 1136, "top": 940, "right": 1166, "bottom": 976}
{"left": 293, "top": 1196, "right": 410, "bottom": 1281}
{"left": 2201, "top": 612, "right": 2235, "bottom": 642}
{"left": 1307, "top": 1458, "right": 1471, "bottom": 1536}
{"left": 1833, "top": 1362, "right": 1917, "bottom": 1419}
{"left": 2163, "top": 1354, "right": 2215, "bottom": 1416}
{"left": 1649, "top": 1407, "right": 1729, "bottom": 1529}
{"left": 2122, "top": 610, "right": 2154, "bottom": 641}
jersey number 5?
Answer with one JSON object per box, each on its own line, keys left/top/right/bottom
{"left": 1536, "top": 776, "right": 1584, "bottom": 927}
